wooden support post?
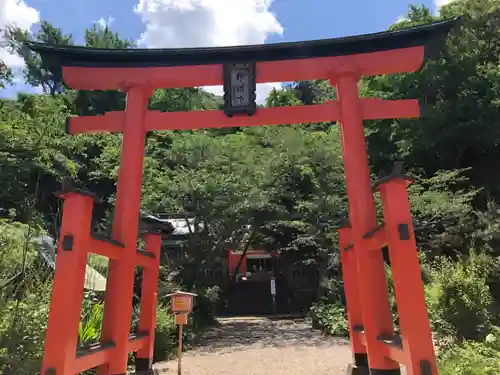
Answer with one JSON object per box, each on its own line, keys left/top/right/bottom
{"left": 41, "top": 190, "right": 95, "bottom": 375}
{"left": 167, "top": 292, "right": 196, "bottom": 375}
{"left": 135, "top": 233, "right": 162, "bottom": 374}
{"left": 377, "top": 167, "right": 437, "bottom": 374}
{"left": 338, "top": 224, "right": 369, "bottom": 373}
{"left": 99, "top": 85, "right": 151, "bottom": 375}
{"left": 333, "top": 70, "right": 399, "bottom": 373}
{"left": 178, "top": 324, "right": 183, "bottom": 375}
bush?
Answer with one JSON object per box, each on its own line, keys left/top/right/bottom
{"left": 0, "top": 281, "right": 51, "bottom": 375}
{"left": 0, "top": 221, "right": 41, "bottom": 301}
{"left": 0, "top": 221, "right": 51, "bottom": 375}
{"left": 309, "top": 300, "right": 348, "bottom": 336}
{"left": 424, "top": 251, "right": 494, "bottom": 340}
{"left": 153, "top": 304, "right": 178, "bottom": 362}
{"left": 190, "top": 291, "right": 219, "bottom": 330}
{"left": 438, "top": 327, "right": 500, "bottom": 375}
{"left": 317, "top": 276, "right": 344, "bottom": 303}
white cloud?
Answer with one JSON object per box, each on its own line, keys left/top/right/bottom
{"left": 395, "top": 15, "right": 408, "bottom": 24}
{"left": 435, "top": 0, "right": 454, "bottom": 9}
{"left": 95, "top": 16, "right": 115, "bottom": 29}
{"left": 133, "top": 0, "right": 284, "bottom": 104}
{"left": 0, "top": 0, "right": 39, "bottom": 68}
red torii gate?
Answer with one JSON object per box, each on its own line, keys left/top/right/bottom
{"left": 28, "top": 17, "right": 459, "bottom": 375}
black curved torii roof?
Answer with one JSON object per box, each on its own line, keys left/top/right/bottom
{"left": 26, "top": 17, "right": 460, "bottom": 70}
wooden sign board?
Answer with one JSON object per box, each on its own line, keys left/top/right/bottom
{"left": 167, "top": 291, "right": 197, "bottom": 314}
{"left": 175, "top": 313, "right": 188, "bottom": 325}
{"left": 172, "top": 295, "right": 191, "bottom": 313}
{"left": 223, "top": 62, "right": 257, "bottom": 117}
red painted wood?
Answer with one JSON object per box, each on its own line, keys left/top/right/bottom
{"left": 335, "top": 72, "right": 398, "bottom": 370}
{"left": 41, "top": 193, "right": 94, "bottom": 374}
{"left": 61, "top": 47, "right": 425, "bottom": 90}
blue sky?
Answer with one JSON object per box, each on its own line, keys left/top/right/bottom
{"left": 29, "top": 0, "right": 440, "bottom": 43}
{"left": 1, "top": 0, "right": 446, "bottom": 100}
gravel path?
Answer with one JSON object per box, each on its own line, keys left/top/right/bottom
{"left": 154, "top": 316, "right": 353, "bottom": 375}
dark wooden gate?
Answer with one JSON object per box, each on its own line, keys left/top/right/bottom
{"left": 226, "top": 279, "right": 292, "bottom": 315}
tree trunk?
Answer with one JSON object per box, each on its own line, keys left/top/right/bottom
{"left": 231, "top": 230, "right": 255, "bottom": 283}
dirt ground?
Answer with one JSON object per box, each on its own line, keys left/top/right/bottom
{"left": 154, "top": 316, "right": 353, "bottom": 375}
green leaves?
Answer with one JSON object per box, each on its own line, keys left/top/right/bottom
{"left": 310, "top": 301, "right": 348, "bottom": 336}
{"left": 78, "top": 303, "right": 104, "bottom": 346}
{"left": 424, "top": 251, "right": 496, "bottom": 341}
{"left": 367, "top": 1, "right": 500, "bottom": 201}
{"left": 438, "top": 339, "right": 500, "bottom": 375}
{"left": 4, "top": 21, "right": 73, "bottom": 95}
{"left": 0, "top": 95, "right": 77, "bottom": 224}
{"left": 137, "top": 125, "right": 349, "bottom": 273}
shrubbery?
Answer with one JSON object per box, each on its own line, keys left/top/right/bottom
{"left": 438, "top": 331, "right": 500, "bottom": 375}
{"left": 424, "top": 251, "right": 496, "bottom": 341}
{"left": 0, "top": 281, "right": 51, "bottom": 374}
{"left": 153, "top": 304, "right": 178, "bottom": 361}
{"left": 310, "top": 301, "right": 348, "bottom": 336}
{"left": 0, "top": 220, "right": 220, "bottom": 374}
{"left": 311, "top": 250, "right": 500, "bottom": 372}
{"left": 310, "top": 276, "right": 349, "bottom": 336}
{"left": 0, "top": 221, "right": 51, "bottom": 375}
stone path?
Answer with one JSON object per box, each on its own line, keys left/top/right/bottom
{"left": 154, "top": 316, "right": 353, "bottom": 375}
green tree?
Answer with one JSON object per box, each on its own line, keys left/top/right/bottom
{"left": 0, "top": 60, "right": 13, "bottom": 88}
{"left": 5, "top": 21, "right": 73, "bottom": 95}
{"left": 366, "top": 0, "right": 500, "bottom": 204}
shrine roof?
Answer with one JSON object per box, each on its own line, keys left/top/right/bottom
{"left": 26, "top": 18, "right": 460, "bottom": 70}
